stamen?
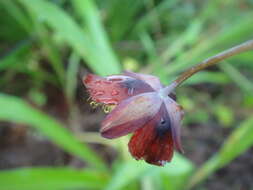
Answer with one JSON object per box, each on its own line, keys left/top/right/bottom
{"left": 102, "top": 104, "right": 110, "bottom": 113}
{"left": 102, "top": 104, "right": 116, "bottom": 113}
{"left": 90, "top": 101, "right": 100, "bottom": 109}
{"left": 87, "top": 96, "right": 115, "bottom": 113}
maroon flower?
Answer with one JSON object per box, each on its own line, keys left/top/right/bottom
{"left": 83, "top": 71, "right": 184, "bottom": 166}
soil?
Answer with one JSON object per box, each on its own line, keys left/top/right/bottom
{"left": 183, "top": 123, "right": 253, "bottom": 190}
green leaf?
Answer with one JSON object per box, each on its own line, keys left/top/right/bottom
{"left": 0, "top": 40, "right": 31, "bottom": 71}
{"left": 37, "top": 27, "right": 66, "bottom": 86}
{"left": 184, "top": 71, "right": 230, "bottom": 85}
{"left": 105, "top": 161, "right": 149, "bottom": 190}
{"left": 0, "top": 93, "right": 107, "bottom": 171}
{"left": 105, "top": 153, "right": 194, "bottom": 190}
{"left": 0, "top": 0, "right": 31, "bottom": 32}
{"left": 188, "top": 117, "right": 253, "bottom": 188}
{"left": 19, "top": 0, "right": 121, "bottom": 75}
{"left": 167, "top": 13, "right": 253, "bottom": 76}
{"left": 65, "top": 52, "right": 80, "bottom": 104}
{"left": 214, "top": 104, "right": 234, "bottom": 127}
{"left": 219, "top": 62, "right": 253, "bottom": 94}
{"left": 0, "top": 167, "right": 108, "bottom": 190}
{"left": 72, "top": 0, "right": 121, "bottom": 75}
{"left": 105, "top": 0, "right": 143, "bottom": 41}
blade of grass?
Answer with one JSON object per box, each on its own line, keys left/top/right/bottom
{"left": 219, "top": 61, "right": 253, "bottom": 94}
{"left": 19, "top": 0, "right": 120, "bottom": 75}
{"left": 231, "top": 51, "right": 253, "bottom": 68}
{"left": 183, "top": 71, "right": 230, "bottom": 85}
{"left": 0, "top": 0, "right": 31, "bottom": 32}
{"left": 139, "top": 31, "right": 165, "bottom": 79}
{"left": 65, "top": 52, "right": 80, "bottom": 104}
{"left": 105, "top": 153, "right": 194, "bottom": 190}
{"left": 0, "top": 38, "right": 59, "bottom": 87}
{"left": 167, "top": 13, "right": 253, "bottom": 76}
{"left": 135, "top": 0, "right": 179, "bottom": 32}
{"left": 105, "top": 0, "right": 143, "bottom": 41}
{"left": 0, "top": 93, "right": 107, "bottom": 171}
{"left": 2, "top": 1, "right": 65, "bottom": 85}
{"left": 188, "top": 117, "right": 253, "bottom": 188}
{"left": 0, "top": 39, "right": 31, "bottom": 71}
{"left": 0, "top": 167, "right": 108, "bottom": 190}
{"left": 36, "top": 26, "right": 65, "bottom": 86}
{"left": 161, "top": 19, "right": 202, "bottom": 63}
{"left": 72, "top": 0, "right": 121, "bottom": 75}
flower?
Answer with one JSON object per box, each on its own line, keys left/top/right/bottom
{"left": 83, "top": 71, "right": 184, "bottom": 166}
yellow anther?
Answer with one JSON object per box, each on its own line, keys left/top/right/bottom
{"left": 102, "top": 105, "right": 110, "bottom": 113}
{"left": 102, "top": 104, "right": 116, "bottom": 113}
{"left": 90, "top": 101, "right": 100, "bottom": 109}
{"left": 87, "top": 97, "right": 116, "bottom": 113}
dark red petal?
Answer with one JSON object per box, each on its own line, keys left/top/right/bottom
{"left": 101, "top": 92, "right": 162, "bottom": 138}
{"left": 128, "top": 104, "right": 174, "bottom": 166}
{"left": 83, "top": 74, "right": 154, "bottom": 105}
{"left": 123, "top": 70, "right": 163, "bottom": 91}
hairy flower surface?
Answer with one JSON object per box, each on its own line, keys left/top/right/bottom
{"left": 83, "top": 71, "right": 184, "bottom": 166}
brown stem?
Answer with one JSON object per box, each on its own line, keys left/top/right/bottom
{"left": 173, "top": 39, "right": 253, "bottom": 87}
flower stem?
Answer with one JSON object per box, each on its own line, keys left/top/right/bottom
{"left": 173, "top": 39, "right": 253, "bottom": 87}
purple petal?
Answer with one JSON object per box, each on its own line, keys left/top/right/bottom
{"left": 101, "top": 92, "right": 162, "bottom": 138}
{"left": 164, "top": 97, "right": 184, "bottom": 153}
{"left": 123, "top": 71, "right": 163, "bottom": 91}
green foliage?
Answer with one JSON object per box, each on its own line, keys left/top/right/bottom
{"left": 0, "top": 0, "right": 253, "bottom": 190}
{"left": 19, "top": 0, "right": 121, "bottom": 76}
{"left": 0, "top": 94, "right": 107, "bottom": 171}
{"left": 105, "top": 154, "right": 194, "bottom": 190}
{"left": 0, "top": 167, "right": 107, "bottom": 190}
{"left": 188, "top": 117, "right": 253, "bottom": 188}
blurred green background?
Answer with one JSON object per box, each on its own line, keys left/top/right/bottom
{"left": 0, "top": 0, "right": 253, "bottom": 189}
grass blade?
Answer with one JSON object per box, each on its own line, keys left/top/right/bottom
{"left": 188, "top": 117, "right": 253, "bottom": 188}
{"left": 105, "top": 154, "right": 194, "bottom": 190}
{"left": 167, "top": 13, "right": 253, "bottom": 76}
{"left": 184, "top": 71, "right": 230, "bottom": 85}
{"left": 65, "top": 52, "right": 80, "bottom": 104}
{"left": 0, "top": 93, "right": 107, "bottom": 171}
{"left": 0, "top": 167, "right": 108, "bottom": 190}
{"left": 19, "top": 0, "right": 120, "bottom": 75}
{"left": 72, "top": 0, "right": 121, "bottom": 75}
{"left": 219, "top": 62, "right": 253, "bottom": 94}
{"left": 0, "top": 39, "right": 31, "bottom": 71}
{"left": 0, "top": 1, "right": 31, "bottom": 32}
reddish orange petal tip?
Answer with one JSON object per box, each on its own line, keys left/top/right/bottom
{"left": 82, "top": 73, "right": 155, "bottom": 105}
{"left": 83, "top": 73, "right": 95, "bottom": 85}
{"left": 129, "top": 126, "right": 174, "bottom": 166}
{"left": 128, "top": 104, "right": 174, "bottom": 166}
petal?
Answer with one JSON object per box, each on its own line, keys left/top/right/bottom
{"left": 101, "top": 92, "right": 162, "bottom": 139}
{"left": 83, "top": 74, "right": 154, "bottom": 105}
{"left": 123, "top": 71, "right": 163, "bottom": 91}
{"left": 128, "top": 103, "right": 174, "bottom": 166}
{"left": 164, "top": 97, "right": 184, "bottom": 153}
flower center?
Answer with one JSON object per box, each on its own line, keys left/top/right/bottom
{"left": 88, "top": 99, "right": 116, "bottom": 113}
{"left": 156, "top": 117, "right": 171, "bottom": 137}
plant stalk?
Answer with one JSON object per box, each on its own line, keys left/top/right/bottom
{"left": 173, "top": 39, "right": 253, "bottom": 87}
